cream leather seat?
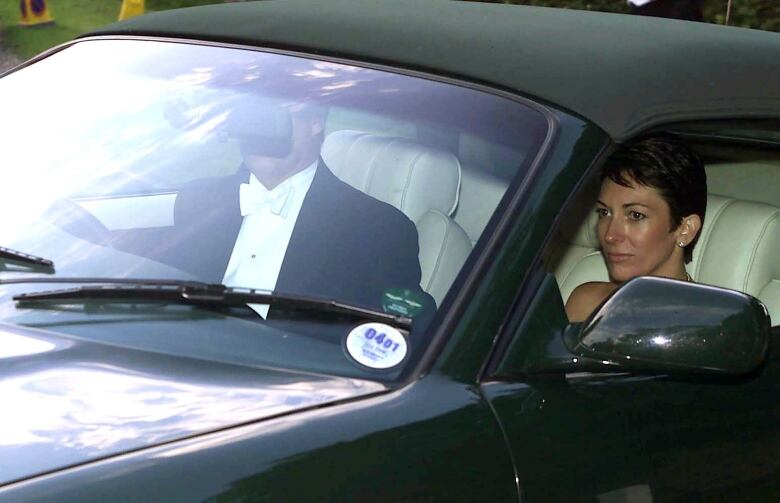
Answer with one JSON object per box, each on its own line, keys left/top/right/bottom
{"left": 551, "top": 194, "right": 780, "bottom": 324}
{"left": 549, "top": 207, "right": 604, "bottom": 303}
{"left": 321, "top": 130, "right": 472, "bottom": 305}
{"left": 689, "top": 196, "right": 780, "bottom": 322}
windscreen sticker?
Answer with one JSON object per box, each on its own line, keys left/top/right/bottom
{"left": 345, "top": 323, "right": 408, "bottom": 370}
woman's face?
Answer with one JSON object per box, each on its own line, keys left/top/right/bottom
{"left": 596, "top": 176, "right": 686, "bottom": 283}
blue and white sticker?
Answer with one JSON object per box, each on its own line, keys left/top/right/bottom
{"left": 345, "top": 323, "right": 408, "bottom": 370}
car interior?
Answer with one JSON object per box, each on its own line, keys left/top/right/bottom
{"left": 68, "top": 107, "right": 780, "bottom": 327}
{"left": 318, "top": 119, "right": 780, "bottom": 328}
{"left": 545, "top": 128, "right": 780, "bottom": 326}
{"left": 68, "top": 105, "right": 522, "bottom": 310}
{"left": 319, "top": 107, "right": 524, "bottom": 307}
{"left": 321, "top": 129, "right": 470, "bottom": 307}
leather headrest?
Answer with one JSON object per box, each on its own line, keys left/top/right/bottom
{"left": 692, "top": 195, "right": 780, "bottom": 297}
{"left": 321, "top": 130, "right": 462, "bottom": 221}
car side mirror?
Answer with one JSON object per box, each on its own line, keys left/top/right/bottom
{"left": 566, "top": 276, "right": 770, "bottom": 376}
{"left": 493, "top": 274, "right": 770, "bottom": 380}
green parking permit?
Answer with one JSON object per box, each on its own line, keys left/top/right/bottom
{"left": 382, "top": 288, "right": 426, "bottom": 318}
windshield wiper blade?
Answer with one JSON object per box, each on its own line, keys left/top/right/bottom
{"left": 0, "top": 277, "right": 205, "bottom": 288}
{"left": 0, "top": 246, "right": 55, "bottom": 273}
{"left": 8, "top": 279, "right": 412, "bottom": 329}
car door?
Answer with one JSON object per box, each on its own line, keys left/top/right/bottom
{"left": 481, "top": 272, "right": 658, "bottom": 502}
{"left": 621, "top": 329, "right": 780, "bottom": 502}
{"left": 484, "top": 270, "right": 780, "bottom": 502}
{"left": 482, "top": 124, "right": 780, "bottom": 502}
{"left": 616, "top": 126, "right": 780, "bottom": 501}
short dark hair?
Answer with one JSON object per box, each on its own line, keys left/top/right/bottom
{"left": 601, "top": 134, "right": 707, "bottom": 263}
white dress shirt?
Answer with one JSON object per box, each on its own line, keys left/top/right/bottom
{"left": 222, "top": 162, "right": 317, "bottom": 318}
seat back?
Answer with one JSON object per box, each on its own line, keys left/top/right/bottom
{"left": 548, "top": 180, "right": 606, "bottom": 301}
{"left": 321, "top": 130, "right": 472, "bottom": 305}
{"left": 690, "top": 196, "right": 780, "bottom": 322}
{"left": 551, "top": 193, "right": 780, "bottom": 324}
{"left": 454, "top": 168, "right": 508, "bottom": 246}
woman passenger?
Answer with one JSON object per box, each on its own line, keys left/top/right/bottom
{"left": 565, "top": 135, "right": 707, "bottom": 322}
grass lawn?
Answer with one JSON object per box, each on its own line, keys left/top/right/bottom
{"left": 0, "top": 0, "right": 221, "bottom": 60}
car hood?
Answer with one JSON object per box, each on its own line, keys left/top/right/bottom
{"left": 0, "top": 322, "right": 386, "bottom": 486}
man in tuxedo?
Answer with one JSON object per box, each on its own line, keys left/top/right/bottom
{"left": 172, "top": 97, "right": 432, "bottom": 325}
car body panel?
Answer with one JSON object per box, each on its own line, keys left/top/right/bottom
{"left": 0, "top": 322, "right": 386, "bottom": 486}
{"left": 487, "top": 318, "right": 780, "bottom": 502}
{"left": 0, "top": 375, "right": 517, "bottom": 502}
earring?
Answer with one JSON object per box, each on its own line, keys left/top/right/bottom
{"left": 678, "top": 241, "right": 685, "bottom": 247}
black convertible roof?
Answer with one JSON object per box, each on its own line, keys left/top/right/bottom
{"left": 85, "top": 0, "right": 780, "bottom": 140}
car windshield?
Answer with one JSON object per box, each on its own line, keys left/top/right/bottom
{"left": 0, "top": 39, "right": 547, "bottom": 380}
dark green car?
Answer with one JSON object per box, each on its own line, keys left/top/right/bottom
{"left": 1, "top": 1, "right": 779, "bottom": 501}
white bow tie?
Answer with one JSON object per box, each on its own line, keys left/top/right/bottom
{"left": 239, "top": 181, "right": 294, "bottom": 218}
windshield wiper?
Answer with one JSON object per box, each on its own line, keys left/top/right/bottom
{"left": 3, "top": 277, "right": 412, "bottom": 329}
{"left": 0, "top": 246, "right": 55, "bottom": 273}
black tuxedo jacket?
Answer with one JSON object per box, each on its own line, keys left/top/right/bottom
{"left": 172, "top": 160, "right": 431, "bottom": 317}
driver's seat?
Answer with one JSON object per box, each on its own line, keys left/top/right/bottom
{"left": 322, "top": 130, "right": 472, "bottom": 305}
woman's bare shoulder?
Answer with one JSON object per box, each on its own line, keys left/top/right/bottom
{"left": 565, "top": 281, "right": 617, "bottom": 322}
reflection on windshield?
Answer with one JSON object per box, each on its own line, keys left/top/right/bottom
{"left": 0, "top": 39, "right": 546, "bottom": 379}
